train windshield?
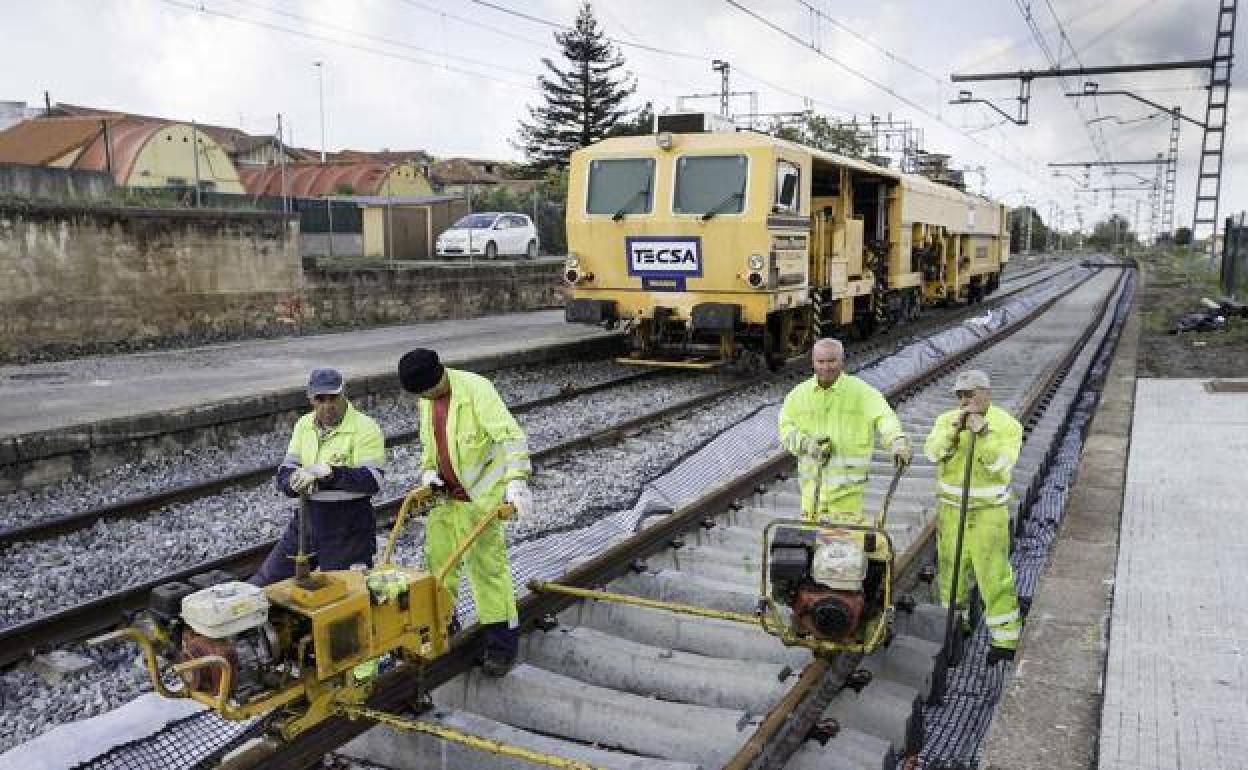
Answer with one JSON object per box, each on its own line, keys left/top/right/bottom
{"left": 675, "top": 155, "right": 748, "bottom": 216}
{"left": 587, "top": 158, "right": 655, "bottom": 216}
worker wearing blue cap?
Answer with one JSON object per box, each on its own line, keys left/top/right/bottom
{"left": 251, "top": 367, "right": 387, "bottom": 585}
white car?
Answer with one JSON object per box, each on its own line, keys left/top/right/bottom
{"left": 435, "top": 212, "right": 540, "bottom": 259}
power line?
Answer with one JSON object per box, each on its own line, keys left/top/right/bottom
{"left": 792, "top": 0, "right": 944, "bottom": 87}
{"left": 724, "top": 0, "right": 1062, "bottom": 192}
{"left": 157, "top": 0, "right": 541, "bottom": 92}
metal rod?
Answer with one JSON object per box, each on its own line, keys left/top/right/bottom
{"left": 952, "top": 58, "right": 1212, "bottom": 82}
{"left": 1062, "top": 91, "right": 1207, "bottom": 129}
{"left": 528, "top": 581, "right": 761, "bottom": 626}
{"left": 941, "top": 427, "right": 979, "bottom": 668}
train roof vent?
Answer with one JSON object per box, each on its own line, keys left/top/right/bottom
{"left": 654, "top": 112, "right": 737, "bottom": 134}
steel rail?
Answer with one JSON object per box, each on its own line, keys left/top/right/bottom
{"left": 254, "top": 266, "right": 1117, "bottom": 770}
{"left": 0, "top": 262, "right": 1083, "bottom": 669}
{"left": 0, "top": 261, "right": 1073, "bottom": 550}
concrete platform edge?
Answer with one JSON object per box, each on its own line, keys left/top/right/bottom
{"left": 977, "top": 291, "right": 1139, "bottom": 768}
{"left": 0, "top": 334, "right": 622, "bottom": 492}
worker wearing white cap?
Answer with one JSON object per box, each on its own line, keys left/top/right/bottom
{"left": 924, "top": 368, "right": 1024, "bottom": 664}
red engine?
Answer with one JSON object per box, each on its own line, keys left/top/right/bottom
{"left": 792, "top": 585, "right": 865, "bottom": 640}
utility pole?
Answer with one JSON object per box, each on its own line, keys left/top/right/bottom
{"left": 190, "top": 120, "right": 201, "bottom": 208}
{"left": 314, "top": 61, "right": 327, "bottom": 163}
{"left": 276, "top": 113, "right": 288, "bottom": 214}
{"left": 1022, "top": 197, "right": 1032, "bottom": 257}
{"left": 712, "top": 59, "right": 731, "bottom": 117}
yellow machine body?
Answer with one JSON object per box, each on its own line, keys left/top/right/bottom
{"left": 562, "top": 126, "right": 1007, "bottom": 367}
{"left": 94, "top": 487, "right": 505, "bottom": 741}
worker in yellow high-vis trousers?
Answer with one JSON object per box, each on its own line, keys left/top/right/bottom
{"left": 779, "top": 338, "right": 912, "bottom": 524}
{"left": 399, "top": 348, "right": 533, "bottom": 678}
{"left": 924, "top": 369, "right": 1024, "bottom": 664}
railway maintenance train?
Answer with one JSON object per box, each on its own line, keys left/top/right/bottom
{"left": 562, "top": 113, "right": 1008, "bottom": 368}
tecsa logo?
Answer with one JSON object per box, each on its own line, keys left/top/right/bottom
{"left": 626, "top": 237, "right": 702, "bottom": 275}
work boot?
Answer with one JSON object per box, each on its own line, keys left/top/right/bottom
{"left": 986, "top": 645, "right": 1016, "bottom": 665}
{"left": 1018, "top": 596, "right": 1033, "bottom": 620}
{"left": 481, "top": 622, "right": 519, "bottom": 678}
{"left": 446, "top": 613, "right": 462, "bottom": 641}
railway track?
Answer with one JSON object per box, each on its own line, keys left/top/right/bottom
{"left": 113, "top": 266, "right": 1128, "bottom": 770}
{"left": 0, "top": 261, "right": 1074, "bottom": 550}
{"left": 0, "top": 262, "right": 1087, "bottom": 672}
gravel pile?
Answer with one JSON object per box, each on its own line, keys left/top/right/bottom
{"left": 0, "top": 359, "right": 646, "bottom": 531}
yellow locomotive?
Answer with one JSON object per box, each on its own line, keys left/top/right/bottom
{"left": 563, "top": 114, "right": 1007, "bottom": 368}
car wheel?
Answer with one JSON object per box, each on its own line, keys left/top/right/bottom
{"left": 526, "top": 240, "right": 538, "bottom": 259}
{"left": 485, "top": 241, "right": 498, "bottom": 259}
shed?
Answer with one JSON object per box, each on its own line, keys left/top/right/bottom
{"left": 336, "top": 194, "right": 470, "bottom": 260}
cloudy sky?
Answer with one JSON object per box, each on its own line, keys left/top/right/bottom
{"left": 3, "top": 0, "right": 1244, "bottom": 236}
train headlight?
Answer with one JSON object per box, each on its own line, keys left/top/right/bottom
{"left": 746, "top": 271, "right": 765, "bottom": 288}
{"left": 564, "top": 269, "right": 580, "bottom": 285}
{"left": 565, "top": 254, "right": 580, "bottom": 269}
{"left": 748, "top": 254, "right": 766, "bottom": 271}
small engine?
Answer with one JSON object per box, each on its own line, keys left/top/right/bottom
{"left": 768, "top": 525, "right": 877, "bottom": 641}
{"left": 148, "top": 577, "right": 285, "bottom": 699}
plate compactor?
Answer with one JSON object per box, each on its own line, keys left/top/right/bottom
{"left": 92, "top": 485, "right": 516, "bottom": 744}
{"left": 531, "top": 461, "right": 905, "bottom": 658}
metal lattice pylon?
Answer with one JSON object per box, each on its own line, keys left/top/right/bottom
{"left": 1191, "top": 0, "right": 1238, "bottom": 259}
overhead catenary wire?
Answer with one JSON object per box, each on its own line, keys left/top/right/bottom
{"left": 157, "top": 0, "right": 541, "bottom": 93}
{"left": 723, "top": 0, "right": 1065, "bottom": 194}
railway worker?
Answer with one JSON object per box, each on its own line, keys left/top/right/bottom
{"left": 779, "top": 337, "right": 911, "bottom": 524}
{"left": 398, "top": 348, "right": 533, "bottom": 678}
{"left": 251, "top": 367, "right": 386, "bottom": 586}
{"left": 923, "top": 369, "right": 1024, "bottom": 664}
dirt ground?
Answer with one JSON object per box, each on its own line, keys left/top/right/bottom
{"left": 1135, "top": 249, "right": 1248, "bottom": 378}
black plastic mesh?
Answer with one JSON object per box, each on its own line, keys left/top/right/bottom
{"left": 70, "top": 711, "right": 264, "bottom": 770}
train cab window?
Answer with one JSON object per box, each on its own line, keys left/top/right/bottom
{"left": 587, "top": 158, "right": 655, "bottom": 217}
{"left": 674, "top": 154, "right": 747, "bottom": 218}
{"left": 774, "top": 160, "right": 801, "bottom": 214}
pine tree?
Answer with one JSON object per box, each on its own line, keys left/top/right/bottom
{"left": 516, "top": 2, "right": 636, "bottom": 170}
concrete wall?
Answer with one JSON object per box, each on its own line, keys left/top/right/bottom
{"left": 0, "top": 163, "right": 114, "bottom": 201}
{"left": 304, "top": 258, "right": 565, "bottom": 324}
{"left": 0, "top": 202, "right": 303, "bottom": 358}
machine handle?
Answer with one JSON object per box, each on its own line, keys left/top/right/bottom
{"left": 379, "top": 485, "right": 437, "bottom": 567}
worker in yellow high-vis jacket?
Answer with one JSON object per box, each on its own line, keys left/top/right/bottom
{"left": 398, "top": 348, "right": 532, "bottom": 678}
{"left": 924, "top": 369, "right": 1024, "bottom": 664}
{"left": 779, "top": 338, "right": 911, "bottom": 524}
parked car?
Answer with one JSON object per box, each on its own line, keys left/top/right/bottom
{"left": 435, "top": 212, "right": 540, "bottom": 259}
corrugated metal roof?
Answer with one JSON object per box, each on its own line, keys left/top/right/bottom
{"left": 0, "top": 116, "right": 118, "bottom": 166}
{"left": 240, "top": 161, "right": 423, "bottom": 197}
{"left": 71, "top": 119, "right": 174, "bottom": 183}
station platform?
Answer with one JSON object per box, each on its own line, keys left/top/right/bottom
{"left": 0, "top": 310, "right": 618, "bottom": 490}
{"left": 982, "top": 299, "right": 1248, "bottom": 769}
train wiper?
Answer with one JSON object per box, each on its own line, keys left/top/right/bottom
{"left": 612, "top": 188, "right": 651, "bottom": 221}
{"left": 701, "top": 191, "right": 743, "bottom": 221}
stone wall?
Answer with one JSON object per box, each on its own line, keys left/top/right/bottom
{"left": 0, "top": 163, "right": 114, "bottom": 202}
{"left": 303, "top": 259, "right": 566, "bottom": 325}
{"left": 0, "top": 202, "right": 303, "bottom": 359}
{"left": 0, "top": 202, "right": 567, "bottom": 360}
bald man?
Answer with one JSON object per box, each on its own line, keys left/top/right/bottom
{"left": 779, "top": 338, "right": 911, "bottom": 524}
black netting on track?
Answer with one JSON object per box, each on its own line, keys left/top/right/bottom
{"left": 70, "top": 711, "right": 263, "bottom": 770}
{"left": 918, "top": 271, "right": 1136, "bottom": 767}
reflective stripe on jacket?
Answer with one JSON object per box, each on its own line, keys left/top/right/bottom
{"left": 420, "top": 369, "right": 531, "bottom": 512}
{"left": 924, "top": 403, "right": 1023, "bottom": 509}
{"left": 778, "top": 374, "right": 903, "bottom": 514}
{"left": 281, "top": 402, "right": 386, "bottom": 503}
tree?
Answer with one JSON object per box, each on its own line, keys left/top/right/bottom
{"left": 515, "top": 2, "right": 636, "bottom": 171}
{"left": 769, "top": 113, "right": 866, "bottom": 158}
{"left": 1087, "top": 214, "right": 1136, "bottom": 251}
{"left": 1175, "top": 226, "right": 1192, "bottom": 246}
{"left": 1008, "top": 207, "right": 1050, "bottom": 253}
{"left": 606, "top": 101, "right": 655, "bottom": 138}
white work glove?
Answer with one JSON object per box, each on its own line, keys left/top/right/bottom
{"left": 420, "top": 469, "right": 444, "bottom": 488}
{"left": 504, "top": 479, "right": 533, "bottom": 521}
{"left": 892, "top": 437, "right": 912, "bottom": 469}
{"left": 966, "top": 413, "right": 988, "bottom": 435}
{"left": 799, "top": 435, "right": 833, "bottom": 460}
{"left": 289, "top": 468, "right": 317, "bottom": 494}
{"left": 306, "top": 463, "right": 332, "bottom": 480}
